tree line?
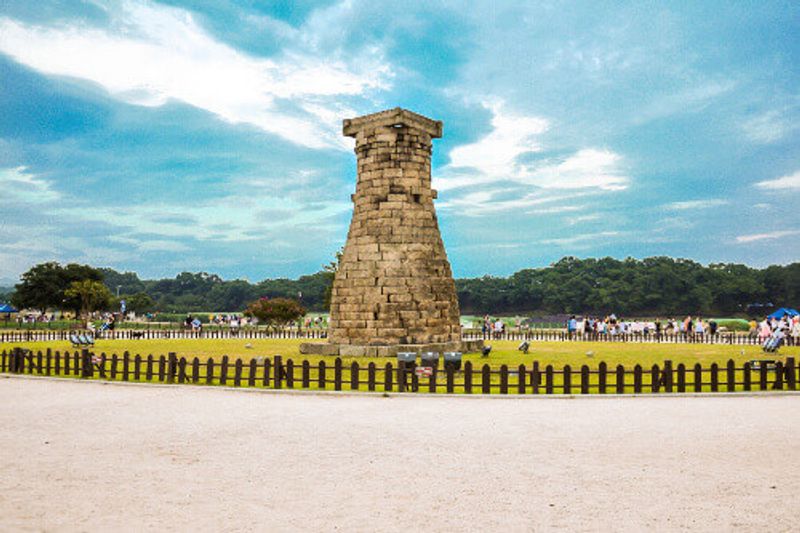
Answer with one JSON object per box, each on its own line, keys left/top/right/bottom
{"left": 3, "top": 256, "right": 798, "bottom": 317}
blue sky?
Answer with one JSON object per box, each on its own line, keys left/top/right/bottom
{"left": 1, "top": 0, "right": 798, "bottom": 283}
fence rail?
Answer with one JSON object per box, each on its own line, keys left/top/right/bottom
{"left": 2, "top": 348, "right": 796, "bottom": 395}
{"left": 1, "top": 328, "right": 795, "bottom": 346}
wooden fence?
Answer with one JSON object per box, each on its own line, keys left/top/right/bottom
{"left": 2, "top": 328, "right": 795, "bottom": 346}
{"left": 2, "top": 348, "right": 796, "bottom": 395}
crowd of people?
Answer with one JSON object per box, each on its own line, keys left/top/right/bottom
{"left": 565, "top": 315, "right": 723, "bottom": 336}
{"left": 754, "top": 315, "right": 800, "bottom": 351}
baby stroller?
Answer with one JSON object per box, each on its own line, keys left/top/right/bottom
{"left": 762, "top": 330, "right": 785, "bottom": 353}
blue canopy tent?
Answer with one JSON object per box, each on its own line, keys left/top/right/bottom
{"left": 0, "top": 303, "right": 17, "bottom": 313}
{"left": 767, "top": 307, "right": 799, "bottom": 320}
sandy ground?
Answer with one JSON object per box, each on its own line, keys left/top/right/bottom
{"left": 1, "top": 377, "right": 797, "bottom": 532}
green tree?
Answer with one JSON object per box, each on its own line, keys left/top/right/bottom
{"left": 12, "top": 262, "right": 64, "bottom": 312}
{"left": 12, "top": 262, "right": 101, "bottom": 313}
{"left": 99, "top": 268, "right": 146, "bottom": 296}
{"left": 122, "top": 292, "right": 155, "bottom": 314}
{"left": 64, "top": 280, "right": 112, "bottom": 321}
{"left": 245, "top": 297, "right": 306, "bottom": 330}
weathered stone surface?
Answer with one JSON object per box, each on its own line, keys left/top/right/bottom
{"left": 331, "top": 108, "right": 461, "bottom": 346}
{"left": 300, "top": 107, "right": 475, "bottom": 356}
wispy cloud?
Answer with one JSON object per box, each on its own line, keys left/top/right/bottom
{"left": 754, "top": 170, "right": 800, "bottom": 191}
{"left": 736, "top": 230, "right": 800, "bottom": 243}
{"left": 664, "top": 199, "right": 728, "bottom": 211}
{"left": 742, "top": 108, "right": 798, "bottom": 144}
{"left": 0, "top": 0, "right": 391, "bottom": 150}
{"left": 436, "top": 101, "right": 629, "bottom": 194}
{"left": 540, "top": 230, "right": 623, "bottom": 247}
{"left": 0, "top": 166, "right": 60, "bottom": 203}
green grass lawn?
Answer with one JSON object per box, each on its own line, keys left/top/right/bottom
{"left": 6, "top": 337, "right": 798, "bottom": 369}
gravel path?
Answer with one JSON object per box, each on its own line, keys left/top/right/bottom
{"left": 1, "top": 376, "right": 797, "bottom": 532}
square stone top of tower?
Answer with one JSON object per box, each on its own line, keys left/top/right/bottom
{"left": 342, "top": 107, "right": 443, "bottom": 138}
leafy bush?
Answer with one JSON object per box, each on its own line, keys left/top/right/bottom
{"left": 245, "top": 297, "right": 306, "bottom": 330}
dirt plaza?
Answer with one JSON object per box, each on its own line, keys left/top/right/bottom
{"left": 1, "top": 376, "right": 797, "bottom": 531}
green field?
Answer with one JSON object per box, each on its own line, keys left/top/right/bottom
{"left": 6, "top": 337, "right": 798, "bottom": 368}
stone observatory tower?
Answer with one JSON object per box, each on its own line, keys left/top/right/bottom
{"left": 301, "top": 108, "right": 478, "bottom": 357}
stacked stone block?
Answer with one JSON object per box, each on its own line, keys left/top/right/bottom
{"left": 326, "top": 108, "right": 462, "bottom": 351}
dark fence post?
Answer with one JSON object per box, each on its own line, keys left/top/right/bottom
{"left": 134, "top": 355, "right": 141, "bottom": 381}
{"left": 167, "top": 352, "right": 177, "bottom": 383}
{"left": 334, "top": 357, "right": 342, "bottom": 391}
{"left": 773, "top": 361, "right": 784, "bottom": 390}
{"left": 220, "top": 355, "right": 229, "bottom": 386}
{"left": 464, "top": 361, "right": 472, "bottom": 394}
{"left": 743, "top": 362, "right": 751, "bottom": 391}
{"left": 234, "top": 359, "right": 243, "bottom": 387}
{"left": 206, "top": 357, "right": 215, "bottom": 385}
{"left": 350, "top": 361, "right": 359, "bottom": 391}
{"left": 178, "top": 357, "right": 187, "bottom": 384}
{"left": 759, "top": 362, "right": 768, "bottom": 391}
{"left": 247, "top": 358, "right": 257, "bottom": 387}
{"left": 317, "top": 360, "right": 325, "bottom": 390}
{"left": 663, "top": 360, "right": 673, "bottom": 392}
{"left": 447, "top": 364, "right": 456, "bottom": 394}
{"left": 545, "top": 365, "right": 554, "bottom": 394}
{"left": 110, "top": 354, "right": 118, "bottom": 380}
{"left": 122, "top": 352, "right": 130, "bottom": 381}
{"left": 81, "top": 349, "right": 92, "bottom": 379}
{"left": 397, "top": 361, "right": 407, "bottom": 393}
{"left": 286, "top": 359, "right": 295, "bottom": 388}
{"left": 367, "top": 362, "right": 376, "bottom": 391}
{"left": 615, "top": 364, "right": 624, "bottom": 394}
{"left": 193, "top": 357, "right": 201, "bottom": 383}
{"left": 384, "top": 362, "right": 393, "bottom": 392}
{"left": 726, "top": 359, "right": 736, "bottom": 392}
{"left": 499, "top": 365, "right": 508, "bottom": 394}
{"left": 273, "top": 355, "right": 281, "bottom": 389}
{"left": 157, "top": 355, "right": 166, "bottom": 381}
{"left": 563, "top": 365, "right": 571, "bottom": 394}
{"left": 598, "top": 362, "right": 607, "bottom": 394}
{"left": 694, "top": 363, "right": 703, "bottom": 392}
{"left": 517, "top": 364, "right": 526, "bottom": 394}
{"left": 302, "top": 360, "right": 311, "bottom": 389}
{"left": 481, "top": 364, "right": 491, "bottom": 394}
{"left": 580, "top": 365, "right": 590, "bottom": 394}
{"left": 650, "top": 364, "right": 660, "bottom": 393}
{"left": 710, "top": 363, "right": 719, "bottom": 392}
{"left": 633, "top": 365, "right": 643, "bottom": 393}
{"left": 146, "top": 355, "right": 154, "bottom": 381}
{"left": 677, "top": 363, "right": 686, "bottom": 392}
{"left": 785, "top": 357, "right": 796, "bottom": 390}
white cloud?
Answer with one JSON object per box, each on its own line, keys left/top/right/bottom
{"left": 0, "top": 1, "right": 391, "bottom": 150}
{"left": 448, "top": 100, "right": 549, "bottom": 176}
{"left": 436, "top": 101, "right": 629, "bottom": 195}
{"left": 540, "top": 231, "right": 623, "bottom": 247}
{"left": 754, "top": 170, "right": 800, "bottom": 191}
{"left": 736, "top": 230, "right": 800, "bottom": 243}
{"left": 742, "top": 109, "right": 798, "bottom": 144}
{"left": 664, "top": 199, "right": 728, "bottom": 210}
{"left": 633, "top": 79, "right": 736, "bottom": 125}
{"left": 0, "top": 166, "right": 60, "bottom": 204}
{"left": 567, "top": 213, "right": 601, "bottom": 225}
